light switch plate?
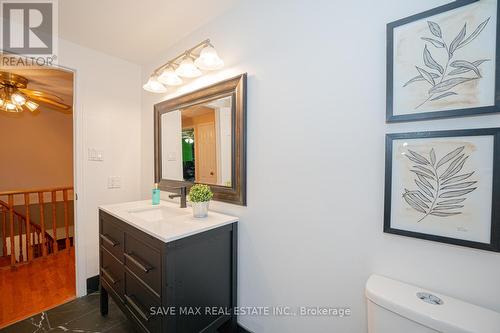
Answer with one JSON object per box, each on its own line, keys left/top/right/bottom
{"left": 88, "top": 148, "right": 104, "bottom": 161}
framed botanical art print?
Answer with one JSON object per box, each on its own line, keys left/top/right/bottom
{"left": 384, "top": 128, "right": 500, "bottom": 252}
{"left": 387, "top": 0, "right": 500, "bottom": 122}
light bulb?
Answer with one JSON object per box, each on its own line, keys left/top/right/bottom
{"left": 194, "top": 45, "right": 224, "bottom": 70}
{"left": 25, "top": 100, "right": 39, "bottom": 112}
{"left": 11, "top": 93, "right": 26, "bottom": 105}
{"left": 143, "top": 77, "right": 167, "bottom": 93}
{"left": 175, "top": 56, "right": 202, "bottom": 78}
{"left": 158, "top": 67, "right": 183, "bottom": 86}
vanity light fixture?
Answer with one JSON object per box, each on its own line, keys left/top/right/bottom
{"left": 175, "top": 55, "right": 202, "bottom": 78}
{"left": 158, "top": 65, "right": 183, "bottom": 86}
{"left": 143, "top": 76, "right": 167, "bottom": 93}
{"left": 143, "top": 39, "right": 224, "bottom": 93}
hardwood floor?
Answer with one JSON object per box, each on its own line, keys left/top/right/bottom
{"left": 0, "top": 247, "right": 75, "bottom": 328}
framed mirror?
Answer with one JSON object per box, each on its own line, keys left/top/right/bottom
{"left": 154, "top": 74, "right": 247, "bottom": 205}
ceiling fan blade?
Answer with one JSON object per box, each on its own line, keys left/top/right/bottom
{"left": 28, "top": 94, "right": 72, "bottom": 112}
{"left": 19, "top": 88, "right": 65, "bottom": 102}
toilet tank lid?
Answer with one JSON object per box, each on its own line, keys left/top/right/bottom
{"left": 365, "top": 275, "right": 500, "bottom": 333}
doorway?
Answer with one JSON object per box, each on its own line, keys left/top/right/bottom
{"left": 0, "top": 67, "right": 76, "bottom": 328}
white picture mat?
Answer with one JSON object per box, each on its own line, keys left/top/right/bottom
{"left": 390, "top": 135, "right": 494, "bottom": 244}
{"left": 392, "top": 0, "right": 497, "bottom": 115}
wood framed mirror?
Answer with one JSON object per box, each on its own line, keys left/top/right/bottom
{"left": 154, "top": 74, "right": 247, "bottom": 205}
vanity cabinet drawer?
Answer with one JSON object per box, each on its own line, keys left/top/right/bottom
{"left": 124, "top": 233, "right": 161, "bottom": 295}
{"left": 124, "top": 272, "right": 162, "bottom": 333}
{"left": 100, "top": 247, "right": 124, "bottom": 300}
{"left": 100, "top": 214, "right": 124, "bottom": 261}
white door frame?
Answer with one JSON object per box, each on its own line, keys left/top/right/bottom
{"left": 46, "top": 63, "right": 87, "bottom": 297}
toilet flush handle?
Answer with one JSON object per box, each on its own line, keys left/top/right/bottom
{"left": 417, "top": 292, "right": 443, "bottom": 305}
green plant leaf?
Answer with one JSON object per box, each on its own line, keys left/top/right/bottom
{"left": 429, "top": 77, "right": 473, "bottom": 95}
{"left": 427, "top": 21, "right": 442, "bottom": 38}
{"left": 449, "top": 23, "right": 467, "bottom": 56}
{"left": 421, "top": 37, "right": 446, "bottom": 48}
{"left": 424, "top": 45, "right": 444, "bottom": 74}
{"left": 430, "top": 92, "right": 458, "bottom": 101}
{"left": 458, "top": 17, "right": 490, "bottom": 49}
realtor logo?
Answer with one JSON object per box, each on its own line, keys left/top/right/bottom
{"left": 1, "top": 0, "right": 58, "bottom": 66}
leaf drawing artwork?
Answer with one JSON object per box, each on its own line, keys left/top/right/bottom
{"left": 402, "top": 146, "right": 478, "bottom": 222}
{"left": 403, "top": 17, "right": 491, "bottom": 109}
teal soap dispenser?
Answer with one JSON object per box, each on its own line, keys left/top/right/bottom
{"left": 152, "top": 183, "right": 160, "bottom": 205}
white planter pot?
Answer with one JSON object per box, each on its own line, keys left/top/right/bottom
{"left": 192, "top": 201, "right": 209, "bottom": 218}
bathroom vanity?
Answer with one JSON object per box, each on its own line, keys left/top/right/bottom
{"left": 98, "top": 200, "right": 238, "bottom": 333}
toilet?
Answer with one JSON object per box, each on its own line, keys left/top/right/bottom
{"left": 366, "top": 275, "right": 500, "bottom": 333}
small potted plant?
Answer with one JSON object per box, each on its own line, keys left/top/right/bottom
{"left": 189, "top": 184, "right": 213, "bottom": 218}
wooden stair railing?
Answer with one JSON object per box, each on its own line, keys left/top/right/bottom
{"left": 0, "top": 186, "right": 73, "bottom": 266}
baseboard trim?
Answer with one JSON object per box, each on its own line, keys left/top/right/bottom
{"left": 238, "top": 323, "right": 252, "bottom": 333}
{"left": 86, "top": 275, "right": 100, "bottom": 294}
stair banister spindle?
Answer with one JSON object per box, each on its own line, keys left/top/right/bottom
{"left": 18, "top": 215, "right": 23, "bottom": 262}
{"left": 51, "top": 191, "right": 58, "bottom": 253}
{"left": 38, "top": 192, "right": 47, "bottom": 257}
{"left": 8, "top": 195, "right": 15, "bottom": 265}
{"left": 63, "top": 189, "right": 70, "bottom": 249}
{"left": 24, "top": 193, "right": 32, "bottom": 261}
{"left": 1, "top": 208, "right": 6, "bottom": 256}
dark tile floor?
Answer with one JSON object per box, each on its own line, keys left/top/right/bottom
{"left": 0, "top": 293, "right": 134, "bottom": 333}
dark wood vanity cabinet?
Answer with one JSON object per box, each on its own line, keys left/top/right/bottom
{"left": 98, "top": 210, "right": 238, "bottom": 333}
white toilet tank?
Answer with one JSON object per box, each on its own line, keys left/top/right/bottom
{"left": 365, "top": 275, "right": 500, "bottom": 333}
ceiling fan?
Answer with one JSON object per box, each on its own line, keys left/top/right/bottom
{"left": 0, "top": 71, "right": 71, "bottom": 113}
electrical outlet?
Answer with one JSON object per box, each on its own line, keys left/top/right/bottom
{"left": 107, "top": 176, "right": 121, "bottom": 189}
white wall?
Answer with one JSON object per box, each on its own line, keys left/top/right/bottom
{"left": 58, "top": 38, "right": 142, "bottom": 295}
{"left": 140, "top": 1, "right": 500, "bottom": 332}
{"left": 161, "top": 110, "right": 183, "bottom": 180}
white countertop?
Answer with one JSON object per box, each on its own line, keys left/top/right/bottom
{"left": 99, "top": 200, "right": 238, "bottom": 243}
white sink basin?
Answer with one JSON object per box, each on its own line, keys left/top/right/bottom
{"left": 128, "top": 206, "right": 189, "bottom": 222}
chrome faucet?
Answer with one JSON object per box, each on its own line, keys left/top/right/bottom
{"left": 167, "top": 186, "right": 187, "bottom": 208}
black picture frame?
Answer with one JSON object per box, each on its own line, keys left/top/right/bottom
{"left": 386, "top": 0, "right": 500, "bottom": 122}
{"left": 384, "top": 128, "right": 500, "bottom": 252}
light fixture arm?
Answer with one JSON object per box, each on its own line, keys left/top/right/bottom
{"left": 153, "top": 39, "right": 212, "bottom": 76}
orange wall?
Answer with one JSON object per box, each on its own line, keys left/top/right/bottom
{"left": 0, "top": 110, "right": 73, "bottom": 191}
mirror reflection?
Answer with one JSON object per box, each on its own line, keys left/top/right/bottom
{"left": 161, "top": 96, "right": 232, "bottom": 187}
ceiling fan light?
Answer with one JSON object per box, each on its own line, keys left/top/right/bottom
{"left": 175, "top": 56, "right": 202, "bottom": 78}
{"left": 143, "top": 77, "right": 167, "bottom": 93}
{"left": 11, "top": 93, "right": 26, "bottom": 105}
{"left": 25, "top": 100, "right": 39, "bottom": 112}
{"left": 194, "top": 45, "right": 224, "bottom": 70}
{"left": 5, "top": 101, "right": 20, "bottom": 112}
{"left": 158, "top": 67, "right": 183, "bottom": 86}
